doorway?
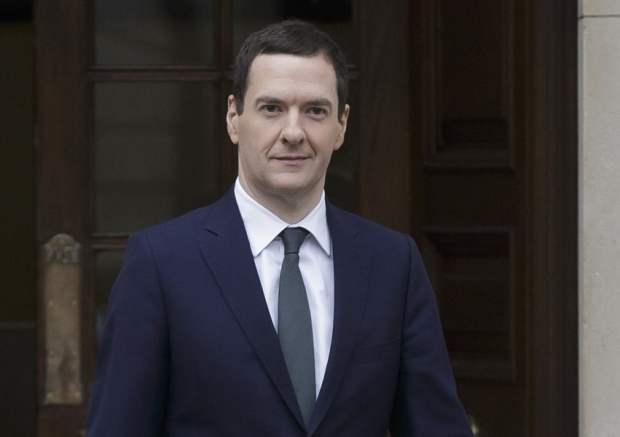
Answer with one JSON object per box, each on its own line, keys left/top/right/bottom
{"left": 35, "top": 1, "right": 577, "bottom": 435}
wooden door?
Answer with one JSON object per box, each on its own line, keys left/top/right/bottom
{"left": 35, "top": 0, "right": 577, "bottom": 436}
{"left": 407, "top": 1, "right": 578, "bottom": 436}
{"left": 410, "top": 1, "right": 527, "bottom": 434}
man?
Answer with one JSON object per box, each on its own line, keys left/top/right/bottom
{"left": 87, "top": 20, "right": 473, "bottom": 436}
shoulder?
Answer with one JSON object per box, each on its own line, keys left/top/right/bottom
{"left": 130, "top": 192, "right": 235, "bottom": 254}
{"left": 140, "top": 205, "right": 211, "bottom": 238}
{"left": 327, "top": 203, "right": 419, "bottom": 254}
{"left": 327, "top": 203, "right": 411, "bottom": 239}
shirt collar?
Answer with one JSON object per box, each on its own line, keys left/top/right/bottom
{"left": 234, "top": 178, "right": 331, "bottom": 257}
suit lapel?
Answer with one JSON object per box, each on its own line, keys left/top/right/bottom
{"left": 309, "top": 205, "right": 373, "bottom": 433}
{"left": 199, "top": 189, "right": 304, "bottom": 426}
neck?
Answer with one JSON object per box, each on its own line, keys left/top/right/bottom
{"left": 266, "top": 195, "right": 319, "bottom": 224}
{"left": 239, "top": 180, "right": 322, "bottom": 224}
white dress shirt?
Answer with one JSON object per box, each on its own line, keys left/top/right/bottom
{"left": 234, "top": 179, "right": 334, "bottom": 396}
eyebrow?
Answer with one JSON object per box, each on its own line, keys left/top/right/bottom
{"left": 254, "top": 95, "right": 285, "bottom": 106}
{"left": 305, "top": 98, "right": 333, "bottom": 109}
{"left": 254, "top": 95, "right": 333, "bottom": 110}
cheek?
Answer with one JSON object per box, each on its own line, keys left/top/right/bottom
{"left": 238, "top": 144, "right": 259, "bottom": 163}
{"left": 240, "top": 120, "right": 280, "bottom": 148}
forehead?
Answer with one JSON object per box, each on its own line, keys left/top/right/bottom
{"left": 246, "top": 53, "right": 338, "bottom": 98}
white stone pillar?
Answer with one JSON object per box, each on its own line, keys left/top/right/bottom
{"left": 580, "top": 1, "right": 620, "bottom": 435}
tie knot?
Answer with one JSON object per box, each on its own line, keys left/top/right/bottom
{"left": 280, "top": 227, "right": 309, "bottom": 254}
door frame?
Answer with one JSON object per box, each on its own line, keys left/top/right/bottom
{"left": 525, "top": 0, "right": 578, "bottom": 434}
{"left": 36, "top": 0, "right": 92, "bottom": 434}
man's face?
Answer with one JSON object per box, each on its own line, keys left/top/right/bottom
{"left": 227, "top": 53, "right": 349, "bottom": 208}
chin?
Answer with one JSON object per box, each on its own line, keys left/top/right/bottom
{"left": 268, "top": 179, "right": 313, "bottom": 197}
{"left": 264, "top": 174, "right": 324, "bottom": 199}
{"left": 271, "top": 183, "right": 307, "bottom": 196}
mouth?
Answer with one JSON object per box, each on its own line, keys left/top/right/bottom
{"left": 273, "top": 155, "right": 309, "bottom": 163}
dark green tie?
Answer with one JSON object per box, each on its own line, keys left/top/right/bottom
{"left": 278, "top": 227, "right": 315, "bottom": 427}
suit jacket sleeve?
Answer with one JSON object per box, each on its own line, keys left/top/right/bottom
{"left": 87, "top": 232, "right": 169, "bottom": 437}
{"left": 389, "top": 235, "right": 473, "bottom": 437}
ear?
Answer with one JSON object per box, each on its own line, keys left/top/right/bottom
{"left": 226, "top": 95, "right": 239, "bottom": 145}
{"left": 333, "top": 104, "right": 350, "bottom": 151}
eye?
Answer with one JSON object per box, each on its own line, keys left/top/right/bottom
{"left": 308, "top": 107, "right": 327, "bottom": 117}
{"left": 260, "top": 104, "right": 280, "bottom": 114}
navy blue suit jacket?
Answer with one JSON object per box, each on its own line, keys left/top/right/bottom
{"left": 87, "top": 188, "right": 472, "bottom": 436}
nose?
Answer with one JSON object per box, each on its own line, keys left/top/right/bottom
{"left": 280, "top": 110, "right": 305, "bottom": 146}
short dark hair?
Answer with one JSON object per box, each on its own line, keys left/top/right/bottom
{"left": 232, "top": 20, "right": 349, "bottom": 118}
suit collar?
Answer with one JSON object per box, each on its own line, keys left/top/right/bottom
{"left": 200, "top": 189, "right": 305, "bottom": 427}
{"left": 234, "top": 179, "right": 332, "bottom": 257}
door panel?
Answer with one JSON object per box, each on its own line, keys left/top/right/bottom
{"left": 94, "top": 81, "right": 218, "bottom": 233}
{"left": 410, "top": 1, "right": 578, "bottom": 436}
{"left": 411, "top": 1, "right": 526, "bottom": 434}
{"left": 95, "top": 0, "right": 216, "bottom": 66}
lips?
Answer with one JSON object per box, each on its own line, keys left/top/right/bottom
{"left": 274, "top": 155, "right": 309, "bottom": 162}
